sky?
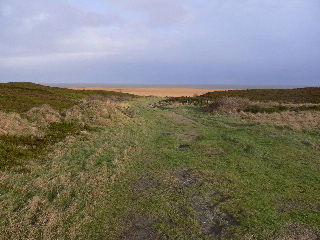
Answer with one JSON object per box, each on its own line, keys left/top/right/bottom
{"left": 0, "top": 0, "right": 319, "bottom": 86}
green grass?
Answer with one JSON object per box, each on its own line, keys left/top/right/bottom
{"left": 0, "top": 82, "right": 135, "bottom": 113}
{"left": 0, "top": 122, "right": 91, "bottom": 169}
{"left": 0, "top": 93, "right": 319, "bottom": 239}
{"left": 0, "top": 82, "right": 136, "bottom": 169}
{"left": 176, "top": 106, "right": 320, "bottom": 237}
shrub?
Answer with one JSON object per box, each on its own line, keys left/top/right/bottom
{"left": 64, "top": 100, "right": 128, "bottom": 127}
{"left": 206, "top": 97, "right": 251, "bottom": 113}
{"left": 0, "top": 111, "right": 40, "bottom": 136}
{"left": 23, "top": 105, "right": 61, "bottom": 127}
{"left": 244, "top": 105, "right": 289, "bottom": 113}
{"left": 239, "top": 111, "right": 320, "bottom": 130}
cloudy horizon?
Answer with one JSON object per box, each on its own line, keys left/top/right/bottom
{"left": 1, "top": 0, "right": 319, "bottom": 86}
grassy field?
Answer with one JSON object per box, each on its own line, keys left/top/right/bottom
{"left": 0, "top": 84, "right": 319, "bottom": 239}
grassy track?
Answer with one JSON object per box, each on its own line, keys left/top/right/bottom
{"left": 1, "top": 98, "right": 319, "bottom": 239}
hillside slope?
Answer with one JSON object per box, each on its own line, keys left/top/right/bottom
{"left": 1, "top": 95, "right": 319, "bottom": 239}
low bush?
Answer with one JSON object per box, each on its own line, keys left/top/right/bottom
{"left": 64, "top": 100, "right": 129, "bottom": 127}
{"left": 202, "top": 96, "right": 320, "bottom": 130}
{"left": 0, "top": 111, "right": 40, "bottom": 136}
{"left": 23, "top": 105, "right": 61, "bottom": 127}
{"left": 205, "top": 97, "right": 251, "bottom": 113}
{"left": 244, "top": 105, "right": 289, "bottom": 113}
{"left": 239, "top": 111, "right": 320, "bottom": 130}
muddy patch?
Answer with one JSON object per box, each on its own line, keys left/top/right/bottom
{"left": 176, "top": 133, "right": 201, "bottom": 142}
{"left": 191, "top": 194, "right": 238, "bottom": 239}
{"left": 177, "top": 144, "right": 192, "bottom": 152}
{"left": 277, "top": 199, "right": 320, "bottom": 213}
{"left": 119, "top": 215, "right": 160, "bottom": 240}
{"left": 205, "top": 148, "right": 225, "bottom": 157}
{"left": 133, "top": 176, "right": 160, "bottom": 196}
{"left": 301, "top": 140, "right": 319, "bottom": 150}
{"left": 173, "top": 168, "right": 203, "bottom": 188}
{"left": 172, "top": 168, "right": 238, "bottom": 239}
{"left": 169, "top": 112, "right": 197, "bottom": 123}
{"left": 165, "top": 112, "right": 198, "bottom": 125}
{"left": 276, "top": 223, "right": 320, "bottom": 240}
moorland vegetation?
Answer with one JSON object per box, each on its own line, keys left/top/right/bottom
{"left": 0, "top": 83, "right": 319, "bottom": 239}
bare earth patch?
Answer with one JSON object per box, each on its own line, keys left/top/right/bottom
{"left": 172, "top": 168, "right": 238, "bottom": 239}
{"left": 118, "top": 215, "right": 160, "bottom": 240}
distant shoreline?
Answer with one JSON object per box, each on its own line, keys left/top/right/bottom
{"left": 48, "top": 83, "right": 308, "bottom": 90}
{"left": 69, "top": 87, "right": 229, "bottom": 97}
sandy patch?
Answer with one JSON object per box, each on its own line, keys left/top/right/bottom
{"left": 69, "top": 87, "right": 229, "bottom": 97}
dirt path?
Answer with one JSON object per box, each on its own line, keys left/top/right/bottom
{"left": 112, "top": 102, "right": 237, "bottom": 239}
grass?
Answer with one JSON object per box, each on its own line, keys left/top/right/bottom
{"left": 0, "top": 122, "right": 91, "bottom": 169}
{"left": 245, "top": 104, "right": 320, "bottom": 113}
{"left": 0, "top": 82, "right": 135, "bottom": 113}
{"left": 0, "top": 85, "right": 319, "bottom": 239}
{"left": 163, "top": 87, "right": 320, "bottom": 105}
{"left": 0, "top": 82, "right": 134, "bottom": 169}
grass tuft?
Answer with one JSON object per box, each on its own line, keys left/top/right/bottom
{"left": 0, "top": 122, "right": 91, "bottom": 169}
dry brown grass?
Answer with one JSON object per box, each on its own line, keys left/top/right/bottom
{"left": 239, "top": 111, "right": 320, "bottom": 130}
{"left": 0, "top": 111, "right": 40, "bottom": 136}
{"left": 0, "top": 106, "right": 139, "bottom": 239}
{"left": 64, "top": 99, "right": 129, "bottom": 127}
{"left": 206, "top": 98, "right": 320, "bottom": 113}
{"left": 205, "top": 97, "right": 320, "bottom": 130}
{"left": 0, "top": 99, "right": 130, "bottom": 137}
{"left": 206, "top": 97, "right": 251, "bottom": 113}
{"left": 23, "top": 104, "right": 61, "bottom": 127}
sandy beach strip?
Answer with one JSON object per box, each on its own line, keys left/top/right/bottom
{"left": 70, "top": 87, "right": 229, "bottom": 97}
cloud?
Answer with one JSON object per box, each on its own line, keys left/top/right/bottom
{"left": 0, "top": 0, "right": 319, "bottom": 85}
{"left": 107, "top": 0, "right": 195, "bottom": 27}
{"left": 0, "top": 0, "right": 120, "bottom": 58}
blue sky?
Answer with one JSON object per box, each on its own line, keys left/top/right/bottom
{"left": 0, "top": 0, "right": 319, "bottom": 85}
